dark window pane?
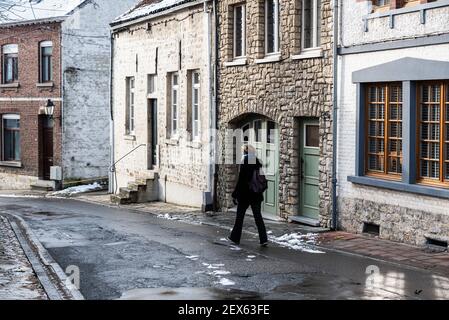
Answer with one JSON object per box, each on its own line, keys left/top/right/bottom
{"left": 266, "top": 0, "right": 275, "bottom": 53}
{"left": 306, "top": 125, "right": 319, "bottom": 147}
{"left": 303, "top": 0, "right": 312, "bottom": 48}
{"left": 234, "top": 6, "right": 243, "bottom": 57}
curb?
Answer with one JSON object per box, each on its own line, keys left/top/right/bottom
{"left": 1, "top": 212, "right": 84, "bottom": 300}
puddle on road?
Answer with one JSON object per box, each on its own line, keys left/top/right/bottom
{"left": 118, "top": 287, "right": 261, "bottom": 300}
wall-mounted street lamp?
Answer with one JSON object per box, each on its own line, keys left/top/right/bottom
{"left": 44, "top": 99, "right": 55, "bottom": 118}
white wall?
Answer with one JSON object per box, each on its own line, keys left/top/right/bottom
{"left": 61, "top": 0, "right": 139, "bottom": 180}
{"left": 112, "top": 3, "right": 214, "bottom": 208}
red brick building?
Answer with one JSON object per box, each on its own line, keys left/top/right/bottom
{"left": 0, "top": 21, "right": 63, "bottom": 189}
{"left": 0, "top": 0, "right": 139, "bottom": 190}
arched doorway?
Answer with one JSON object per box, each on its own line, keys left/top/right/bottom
{"left": 236, "top": 117, "right": 279, "bottom": 216}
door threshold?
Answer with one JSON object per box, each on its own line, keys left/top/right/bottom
{"left": 289, "top": 215, "right": 320, "bottom": 227}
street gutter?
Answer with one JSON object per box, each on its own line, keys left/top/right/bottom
{"left": 0, "top": 212, "right": 84, "bottom": 300}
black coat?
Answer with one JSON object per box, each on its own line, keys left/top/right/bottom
{"left": 232, "top": 156, "right": 264, "bottom": 202}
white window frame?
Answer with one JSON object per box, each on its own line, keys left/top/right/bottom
{"left": 233, "top": 4, "right": 246, "bottom": 59}
{"left": 39, "top": 41, "right": 53, "bottom": 83}
{"left": 171, "top": 72, "right": 179, "bottom": 137}
{"left": 265, "top": 0, "right": 280, "bottom": 55}
{"left": 301, "top": 0, "right": 321, "bottom": 51}
{"left": 191, "top": 71, "right": 200, "bottom": 141}
{"left": 1, "top": 114, "right": 21, "bottom": 162}
{"left": 147, "top": 74, "right": 156, "bottom": 95}
{"left": 2, "top": 44, "right": 18, "bottom": 84}
{"left": 126, "top": 77, "right": 135, "bottom": 135}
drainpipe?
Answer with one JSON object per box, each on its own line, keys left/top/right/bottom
{"left": 331, "top": 0, "right": 339, "bottom": 230}
{"left": 205, "top": 0, "right": 216, "bottom": 212}
{"left": 213, "top": 0, "right": 219, "bottom": 212}
{"left": 109, "top": 31, "right": 115, "bottom": 194}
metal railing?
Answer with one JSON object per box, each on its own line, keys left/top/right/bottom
{"left": 110, "top": 144, "right": 146, "bottom": 194}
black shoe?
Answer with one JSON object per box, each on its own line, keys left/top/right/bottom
{"left": 260, "top": 241, "right": 268, "bottom": 247}
{"left": 227, "top": 236, "right": 239, "bottom": 245}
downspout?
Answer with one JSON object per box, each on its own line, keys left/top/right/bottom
{"left": 205, "top": 0, "right": 215, "bottom": 211}
{"left": 213, "top": 0, "right": 219, "bottom": 212}
{"left": 331, "top": 0, "right": 339, "bottom": 230}
{"left": 59, "top": 24, "right": 64, "bottom": 191}
{"left": 109, "top": 31, "right": 115, "bottom": 194}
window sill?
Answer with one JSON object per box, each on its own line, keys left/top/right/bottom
{"left": 0, "top": 161, "right": 22, "bottom": 168}
{"left": 348, "top": 175, "right": 449, "bottom": 200}
{"left": 291, "top": 48, "right": 323, "bottom": 60}
{"left": 36, "top": 82, "right": 54, "bottom": 88}
{"left": 165, "top": 138, "right": 179, "bottom": 146}
{"left": 224, "top": 58, "right": 247, "bottom": 67}
{"left": 186, "top": 140, "right": 202, "bottom": 149}
{"left": 124, "top": 135, "right": 136, "bottom": 141}
{"left": 0, "top": 83, "right": 20, "bottom": 89}
{"left": 255, "top": 54, "right": 281, "bottom": 64}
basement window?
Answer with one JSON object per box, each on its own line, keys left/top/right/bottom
{"left": 426, "top": 238, "right": 448, "bottom": 251}
{"left": 362, "top": 222, "right": 380, "bottom": 236}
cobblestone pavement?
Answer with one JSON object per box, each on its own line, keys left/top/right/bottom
{"left": 0, "top": 215, "right": 47, "bottom": 300}
{"left": 74, "top": 192, "right": 449, "bottom": 278}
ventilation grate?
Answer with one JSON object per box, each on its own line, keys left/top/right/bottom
{"left": 426, "top": 238, "right": 448, "bottom": 252}
{"left": 362, "top": 222, "right": 380, "bottom": 236}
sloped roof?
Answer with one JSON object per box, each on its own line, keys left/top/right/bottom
{"left": 0, "top": 0, "right": 87, "bottom": 26}
{"left": 112, "top": 0, "right": 196, "bottom": 26}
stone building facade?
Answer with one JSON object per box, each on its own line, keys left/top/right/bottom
{"left": 337, "top": 0, "right": 449, "bottom": 247}
{"left": 216, "top": 0, "right": 334, "bottom": 226}
{"left": 110, "top": 0, "right": 216, "bottom": 209}
{"left": 0, "top": 0, "right": 138, "bottom": 190}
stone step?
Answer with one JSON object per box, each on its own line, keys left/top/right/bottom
{"left": 110, "top": 195, "right": 133, "bottom": 205}
{"left": 31, "top": 180, "right": 55, "bottom": 191}
{"left": 119, "top": 187, "right": 138, "bottom": 202}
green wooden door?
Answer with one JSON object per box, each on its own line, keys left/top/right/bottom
{"left": 300, "top": 119, "right": 320, "bottom": 220}
{"left": 246, "top": 119, "right": 279, "bottom": 215}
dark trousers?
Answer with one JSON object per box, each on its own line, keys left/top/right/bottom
{"left": 230, "top": 199, "right": 268, "bottom": 244}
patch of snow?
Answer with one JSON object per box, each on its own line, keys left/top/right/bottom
{"left": 267, "top": 231, "right": 273, "bottom": 235}
{"left": 156, "top": 213, "right": 178, "bottom": 220}
{"left": 216, "top": 278, "right": 235, "bottom": 286}
{"left": 270, "top": 232, "right": 324, "bottom": 254}
{"left": 229, "top": 245, "right": 241, "bottom": 251}
{"left": 211, "top": 270, "right": 231, "bottom": 276}
{"left": 49, "top": 183, "right": 102, "bottom": 197}
{"left": 247, "top": 255, "right": 256, "bottom": 259}
{"left": 113, "top": 0, "right": 194, "bottom": 25}
{"left": 185, "top": 255, "right": 199, "bottom": 261}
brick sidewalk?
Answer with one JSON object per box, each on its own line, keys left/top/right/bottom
{"left": 318, "top": 232, "right": 449, "bottom": 277}
{"left": 0, "top": 215, "right": 47, "bottom": 300}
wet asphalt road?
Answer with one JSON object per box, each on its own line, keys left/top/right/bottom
{"left": 0, "top": 196, "right": 448, "bottom": 300}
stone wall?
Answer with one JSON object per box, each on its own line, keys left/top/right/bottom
{"left": 216, "top": 0, "right": 334, "bottom": 225}
{"left": 112, "top": 3, "right": 215, "bottom": 208}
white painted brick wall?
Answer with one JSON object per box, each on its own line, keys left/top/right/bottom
{"left": 61, "top": 0, "right": 139, "bottom": 180}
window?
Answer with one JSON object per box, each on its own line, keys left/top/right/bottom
{"left": 233, "top": 4, "right": 246, "bottom": 58}
{"left": 265, "top": 0, "right": 279, "bottom": 54}
{"left": 373, "top": 0, "right": 390, "bottom": 6}
{"left": 366, "top": 83, "right": 403, "bottom": 177}
{"left": 191, "top": 71, "right": 200, "bottom": 141}
{"left": 170, "top": 72, "right": 179, "bottom": 137}
{"left": 2, "top": 44, "right": 18, "bottom": 84}
{"left": 126, "top": 77, "right": 135, "bottom": 135}
{"left": 2, "top": 114, "right": 20, "bottom": 162}
{"left": 40, "top": 41, "right": 52, "bottom": 83}
{"left": 147, "top": 74, "right": 156, "bottom": 94}
{"left": 418, "top": 82, "right": 449, "bottom": 185}
{"left": 302, "top": 0, "right": 321, "bottom": 50}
